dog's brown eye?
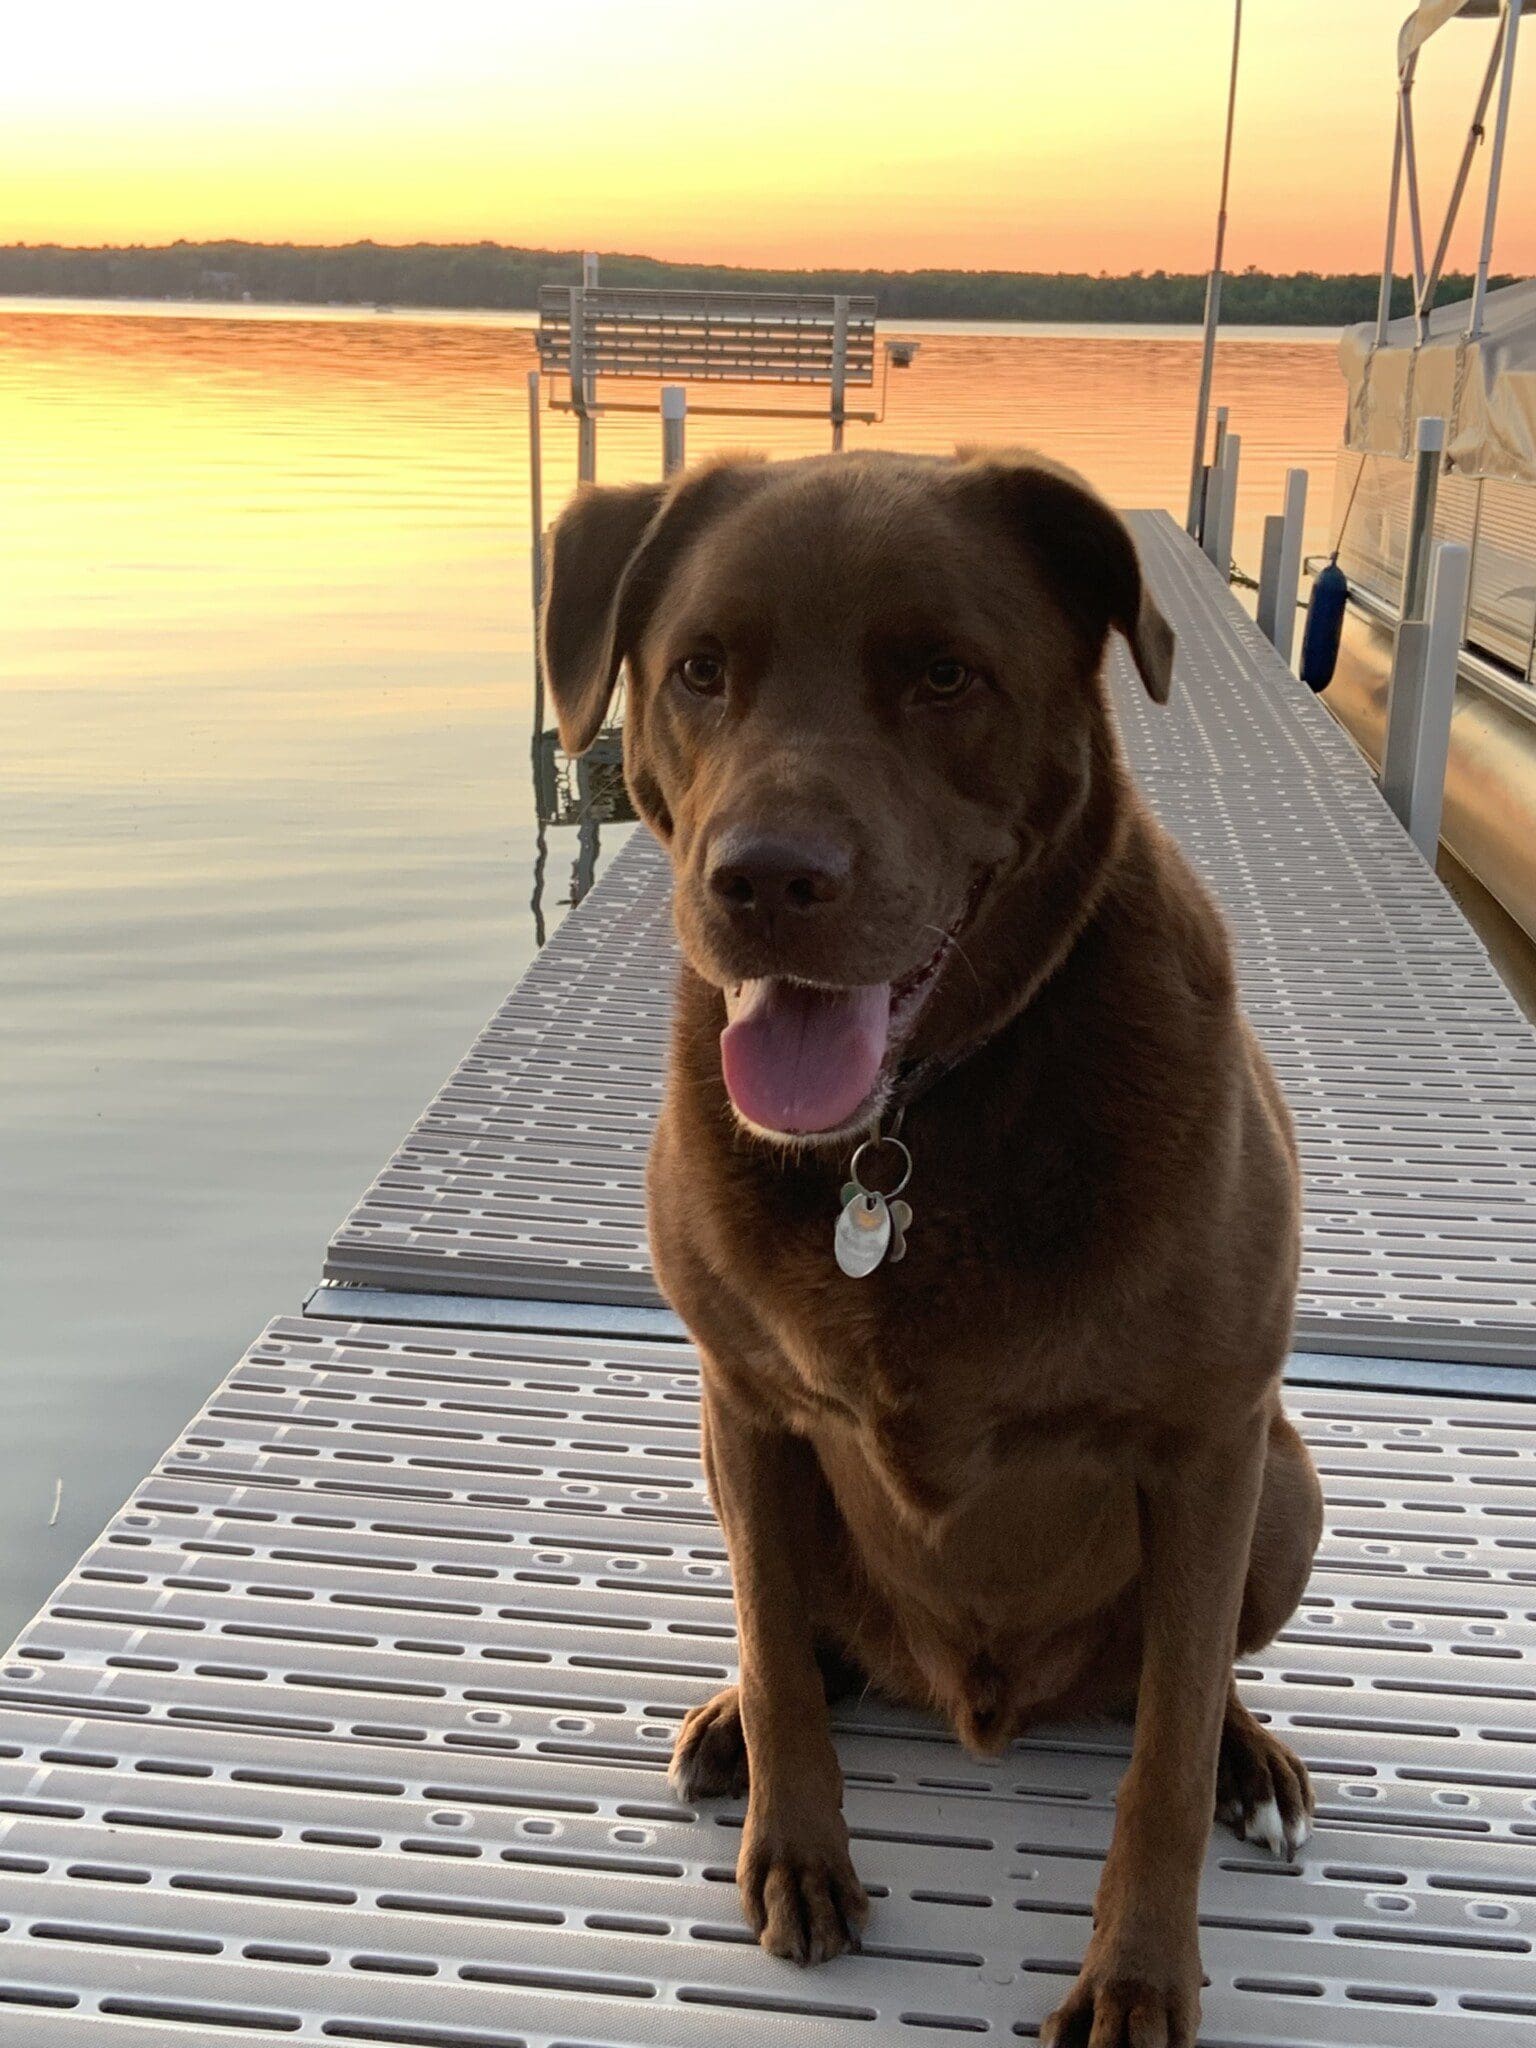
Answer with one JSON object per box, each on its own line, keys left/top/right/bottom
{"left": 678, "top": 653, "right": 726, "bottom": 696}
{"left": 921, "top": 658, "right": 974, "bottom": 701}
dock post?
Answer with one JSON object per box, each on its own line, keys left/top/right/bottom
{"left": 1382, "top": 416, "right": 1445, "bottom": 809}
{"left": 1201, "top": 411, "right": 1229, "bottom": 561}
{"left": 1256, "top": 517, "right": 1285, "bottom": 644}
{"left": 528, "top": 371, "right": 546, "bottom": 751}
{"left": 1256, "top": 467, "right": 1307, "bottom": 666}
{"left": 661, "top": 386, "right": 687, "bottom": 477}
{"left": 1401, "top": 414, "right": 1444, "bottom": 623}
{"left": 1383, "top": 540, "right": 1470, "bottom": 862}
{"left": 1207, "top": 431, "right": 1240, "bottom": 578}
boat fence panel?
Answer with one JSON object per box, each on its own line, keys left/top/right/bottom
{"left": 325, "top": 513, "right": 1536, "bottom": 1366}
{"left": 1335, "top": 452, "right": 1536, "bottom": 680}
{"left": 1, "top": 1313, "right": 1534, "bottom": 2042}
{"left": 1468, "top": 479, "right": 1536, "bottom": 680}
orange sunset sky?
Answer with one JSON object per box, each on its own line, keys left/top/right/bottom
{"left": 5, "top": 1, "right": 1534, "bottom": 275}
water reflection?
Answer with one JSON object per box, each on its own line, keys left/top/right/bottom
{"left": 530, "top": 725, "right": 635, "bottom": 933}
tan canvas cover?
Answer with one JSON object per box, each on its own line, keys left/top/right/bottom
{"left": 1341, "top": 278, "right": 1536, "bottom": 485}
{"left": 1399, "top": 2, "right": 1507, "bottom": 72}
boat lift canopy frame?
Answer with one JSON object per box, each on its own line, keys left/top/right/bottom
{"left": 1378, "top": 0, "right": 1527, "bottom": 346}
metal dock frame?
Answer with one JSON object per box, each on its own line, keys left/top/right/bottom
{"left": 3, "top": 512, "right": 1536, "bottom": 2043}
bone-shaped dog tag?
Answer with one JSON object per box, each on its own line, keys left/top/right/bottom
{"left": 835, "top": 1190, "right": 891, "bottom": 1278}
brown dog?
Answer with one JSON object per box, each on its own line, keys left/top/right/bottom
{"left": 543, "top": 449, "right": 1322, "bottom": 2048}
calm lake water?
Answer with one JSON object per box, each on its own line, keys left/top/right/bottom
{"left": 0, "top": 300, "right": 1348, "bottom": 1641}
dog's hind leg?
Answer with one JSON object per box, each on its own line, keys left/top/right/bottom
{"left": 669, "top": 1639, "right": 864, "bottom": 1802}
{"left": 1216, "top": 1686, "right": 1313, "bottom": 1858}
{"left": 1237, "top": 1410, "right": 1322, "bottom": 1656}
{"left": 1218, "top": 1412, "right": 1321, "bottom": 1859}
{"left": 670, "top": 1686, "right": 751, "bottom": 1801}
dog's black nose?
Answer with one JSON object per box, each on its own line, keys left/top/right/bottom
{"left": 707, "top": 829, "right": 851, "bottom": 916}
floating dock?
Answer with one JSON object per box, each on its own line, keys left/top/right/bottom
{"left": 3, "top": 513, "right": 1534, "bottom": 2044}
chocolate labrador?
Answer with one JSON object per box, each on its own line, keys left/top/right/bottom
{"left": 542, "top": 449, "right": 1322, "bottom": 2048}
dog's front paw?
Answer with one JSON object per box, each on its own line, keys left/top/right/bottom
{"left": 1041, "top": 1930, "right": 1202, "bottom": 2048}
{"left": 738, "top": 1800, "right": 869, "bottom": 1966}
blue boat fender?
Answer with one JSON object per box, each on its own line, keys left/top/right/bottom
{"left": 1300, "top": 560, "right": 1349, "bottom": 692}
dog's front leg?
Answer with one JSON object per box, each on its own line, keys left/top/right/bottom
{"left": 697, "top": 1378, "right": 868, "bottom": 1966}
{"left": 1043, "top": 1419, "right": 1269, "bottom": 2048}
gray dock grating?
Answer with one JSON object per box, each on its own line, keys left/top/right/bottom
{"left": 325, "top": 513, "right": 1536, "bottom": 1364}
{"left": 2, "top": 1314, "right": 1535, "bottom": 2043}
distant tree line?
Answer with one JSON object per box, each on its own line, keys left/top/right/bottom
{"left": 0, "top": 241, "right": 1517, "bottom": 325}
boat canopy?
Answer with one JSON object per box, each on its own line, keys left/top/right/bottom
{"left": 1341, "top": 277, "right": 1536, "bottom": 485}
{"left": 1399, "top": 2, "right": 1510, "bottom": 71}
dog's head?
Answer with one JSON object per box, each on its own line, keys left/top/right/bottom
{"left": 542, "top": 449, "right": 1173, "bottom": 1145}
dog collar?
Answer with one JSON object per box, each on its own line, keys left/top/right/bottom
{"left": 831, "top": 1031, "right": 996, "bottom": 1279}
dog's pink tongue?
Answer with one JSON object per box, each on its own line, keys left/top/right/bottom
{"left": 721, "top": 980, "right": 891, "bottom": 1134}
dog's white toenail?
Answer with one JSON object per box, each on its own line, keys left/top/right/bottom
{"left": 1245, "top": 1796, "right": 1289, "bottom": 1857}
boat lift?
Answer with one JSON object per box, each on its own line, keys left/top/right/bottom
{"left": 525, "top": 258, "right": 920, "bottom": 905}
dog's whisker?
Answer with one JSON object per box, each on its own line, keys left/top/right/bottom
{"left": 921, "top": 922, "right": 984, "bottom": 991}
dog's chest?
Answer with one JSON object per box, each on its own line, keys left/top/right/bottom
{"left": 782, "top": 1312, "right": 1096, "bottom": 1523}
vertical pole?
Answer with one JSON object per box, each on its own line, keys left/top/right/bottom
{"left": 1399, "top": 79, "right": 1429, "bottom": 334}
{"left": 1198, "top": 405, "right": 1230, "bottom": 549}
{"left": 1256, "top": 517, "right": 1285, "bottom": 645}
{"left": 1186, "top": 0, "right": 1243, "bottom": 536}
{"left": 1202, "top": 451, "right": 1224, "bottom": 564}
{"left": 661, "top": 385, "right": 687, "bottom": 477}
{"left": 1214, "top": 432, "right": 1240, "bottom": 580}
{"left": 1203, "top": 428, "right": 1238, "bottom": 573}
{"left": 570, "top": 287, "right": 596, "bottom": 485}
{"left": 1376, "top": 108, "right": 1404, "bottom": 344}
{"left": 1273, "top": 466, "right": 1308, "bottom": 669}
{"left": 1401, "top": 413, "right": 1445, "bottom": 624}
{"left": 1382, "top": 415, "right": 1445, "bottom": 813}
{"left": 528, "top": 371, "right": 546, "bottom": 751}
{"left": 1421, "top": 28, "right": 1507, "bottom": 328}
{"left": 1468, "top": 0, "right": 1521, "bottom": 342}
{"left": 1387, "top": 540, "right": 1471, "bottom": 861}
{"left": 575, "top": 253, "right": 599, "bottom": 483}
{"left": 829, "top": 294, "right": 850, "bottom": 452}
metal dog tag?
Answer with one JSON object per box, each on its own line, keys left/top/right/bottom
{"left": 887, "top": 1198, "right": 913, "bottom": 1263}
{"left": 835, "top": 1129, "right": 916, "bottom": 1278}
{"left": 835, "top": 1190, "right": 891, "bottom": 1277}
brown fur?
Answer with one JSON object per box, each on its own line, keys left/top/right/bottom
{"left": 542, "top": 449, "right": 1322, "bottom": 2047}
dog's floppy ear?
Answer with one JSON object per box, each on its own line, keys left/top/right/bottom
{"left": 951, "top": 450, "right": 1175, "bottom": 703}
{"left": 540, "top": 481, "right": 666, "bottom": 755}
{"left": 541, "top": 460, "right": 767, "bottom": 755}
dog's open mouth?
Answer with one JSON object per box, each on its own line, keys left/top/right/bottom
{"left": 719, "top": 884, "right": 985, "bottom": 1139}
{"left": 721, "top": 979, "right": 891, "bottom": 1137}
